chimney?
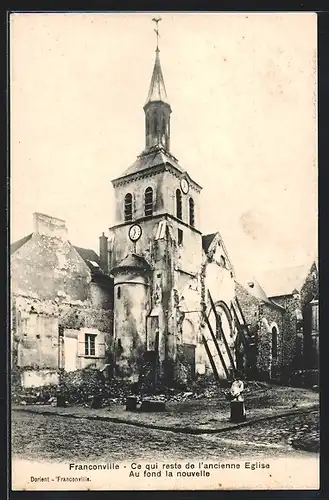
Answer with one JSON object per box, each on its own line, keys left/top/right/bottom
{"left": 33, "top": 212, "right": 68, "bottom": 240}
{"left": 99, "top": 232, "right": 109, "bottom": 273}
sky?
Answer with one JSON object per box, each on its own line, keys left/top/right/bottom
{"left": 10, "top": 12, "right": 318, "bottom": 278}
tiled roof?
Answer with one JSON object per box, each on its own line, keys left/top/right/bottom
{"left": 10, "top": 234, "right": 32, "bottom": 254}
{"left": 74, "top": 246, "right": 100, "bottom": 266}
{"left": 115, "top": 146, "right": 183, "bottom": 180}
{"left": 235, "top": 277, "right": 281, "bottom": 308}
{"left": 111, "top": 253, "right": 152, "bottom": 274}
{"left": 258, "top": 264, "right": 313, "bottom": 298}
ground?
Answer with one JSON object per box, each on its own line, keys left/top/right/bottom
{"left": 12, "top": 410, "right": 317, "bottom": 463}
{"left": 11, "top": 384, "right": 319, "bottom": 462}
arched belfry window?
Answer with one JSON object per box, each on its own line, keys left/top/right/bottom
{"left": 176, "top": 189, "right": 182, "bottom": 220}
{"left": 124, "top": 193, "right": 133, "bottom": 222}
{"left": 189, "top": 197, "right": 195, "bottom": 227}
{"left": 162, "top": 117, "right": 166, "bottom": 134}
{"left": 144, "top": 187, "right": 153, "bottom": 216}
{"left": 153, "top": 112, "right": 158, "bottom": 135}
{"left": 146, "top": 115, "right": 150, "bottom": 135}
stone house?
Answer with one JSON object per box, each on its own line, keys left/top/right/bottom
{"left": 11, "top": 212, "right": 113, "bottom": 388}
{"left": 236, "top": 260, "right": 319, "bottom": 381}
{"left": 259, "top": 261, "right": 319, "bottom": 375}
{"left": 235, "top": 278, "right": 285, "bottom": 381}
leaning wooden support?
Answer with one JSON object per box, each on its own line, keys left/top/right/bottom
{"left": 208, "top": 291, "right": 236, "bottom": 376}
{"left": 201, "top": 334, "right": 220, "bottom": 383}
{"left": 204, "top": 313, "right": 230, "bottom": 380}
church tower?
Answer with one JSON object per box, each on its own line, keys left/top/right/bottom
{"left": 109, "top": 21, "right": 203, "bottom": 384}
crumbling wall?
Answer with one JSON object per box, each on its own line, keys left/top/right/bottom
{"left": 11, "top": 233, "right": 91, "bottom": 302}
{"left": 11, "top": 294, "right": 113, "bottom": 388}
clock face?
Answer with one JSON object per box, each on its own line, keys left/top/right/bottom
{"left": 180, "top": 178, "right": 189, "bottom": 194}
{"left": 128, "top": 224, "right": 142, "bottom": 242}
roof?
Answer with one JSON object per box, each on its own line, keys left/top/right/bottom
{"left": 258, "top": 263, "right": 313, "bottom": 298}
{"left": 114, "top": 146, "right": 183, "bottom": 180}
{"left": 202, "top": 233, "right": 217, "bottom": 253}
{"left": 145, "top": 50, "right": 169, "bottom": 106}
{"left": 74, "top": 246, "right": 113, "bottom": 286}
{"left": 74, "top": 246, "right": 100, "bottom": 266}
{"left": 10, "top": 234, "right": 32, "bottom": 254}
{"left": 111, "top": 253, "right": 152, "bottom": 274}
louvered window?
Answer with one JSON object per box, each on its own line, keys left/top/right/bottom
{"left": 124, "top": 193, "right": 133, "bottom": 221}
{"left": 144, "top": 187, "right": 153, "bottom": 216}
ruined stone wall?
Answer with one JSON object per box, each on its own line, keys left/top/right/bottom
{"left": 11, "top": 294, "right": 113, "bottom": 388}
{"left": 11, "top": 230, "right": 113, "bottom": 388}
{"left": 11, "top": 233, "right": 91, "bottom": 302}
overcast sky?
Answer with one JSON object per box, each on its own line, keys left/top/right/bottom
{"left": 10, "top": 12, "right": 317, "bottom": 277}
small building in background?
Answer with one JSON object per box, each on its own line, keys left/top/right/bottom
{"left": 236, "top": 260, "right": 319, "bottom": 383}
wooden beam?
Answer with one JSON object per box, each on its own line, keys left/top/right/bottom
{"left": 208, "top": 291, "right": 236, "bottom": 376}
{"left": 204, "top": 313, "right": 230, "bottom": 380}
{"left": 202, "top": 335, "right": 220, "bottom": 383}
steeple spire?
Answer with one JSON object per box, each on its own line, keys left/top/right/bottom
{"left": 144, "top": 18, "right": 172, "bottom": 151}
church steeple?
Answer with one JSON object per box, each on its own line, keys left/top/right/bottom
{"left": 143, "top": 19, "right": 171, "bottom": 151}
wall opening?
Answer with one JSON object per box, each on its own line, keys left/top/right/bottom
{"left": 144, "top": 187, "right": 153, "bottom": 216}
{"left": 85, "top": 333, "right": 96, "bottom": 356}
{"left": 271, "top": 326, "right": 278, "bottom": 359}
{"left": 124, "top": 193, "right": 133, "bottom": 221}
{"left": 189, "top": 197, "right": 195, "bottom": 227}
{"left": 178, "top": 228, "right": 183, "bottom": 246}
{"left": 176, "top": 189, "right": 182, "bottom": 220}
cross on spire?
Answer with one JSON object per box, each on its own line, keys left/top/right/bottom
{"left": 152, "top": 17, "right": 162, "bottom": 51}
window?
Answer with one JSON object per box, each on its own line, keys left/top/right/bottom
{"left": 176, "top": 189, "right": 182, "bottom": 219}
{"left": 178, "top": 228, "right": 183, "bottom": 245}
{"left": 162, "top": 117, "right": 166, "bottom": 134}
{"left": 124, "top": 193, "right": 133, "bottom": 221}
{"left": 312, "top": 303, "right": 319, "bottom": 332}
{"left": 271, "top": 326, "right": 278, "bottom": 359}
{"left": 144, "top": 187, "right": 153, "bottom": 216}
{"left": 85, "top": 334, "right": 96, "bottom": 356}
{"left": 189, "top": 197, "right": 195, "bottom": 227}
{"left": 117, "top": 286, "right": 121, "bottom": 299}
{"left": 152, "top": 112, "right": 158, "bottom": 134}
{"left": 220, "top": 255, "right": 226, "bottom": 268}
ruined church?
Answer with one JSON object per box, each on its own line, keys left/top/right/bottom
{"left": 102, "top": 43, "right": 237, "bottom": 384}
{"left": 11, "top": 29, "right": 318, "bottom": 390}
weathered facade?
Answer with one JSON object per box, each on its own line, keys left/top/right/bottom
{"left": 11, "top": 38, "right": 319, "bottom": 390}
{"left": 98, "top": 48, "right": 237, "bottom": 385}
{"left": 236, "top": 260, "right": 319, "bottom": 381}
{"left": 11, "top": 213, "right": 113, "bottom": 388}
